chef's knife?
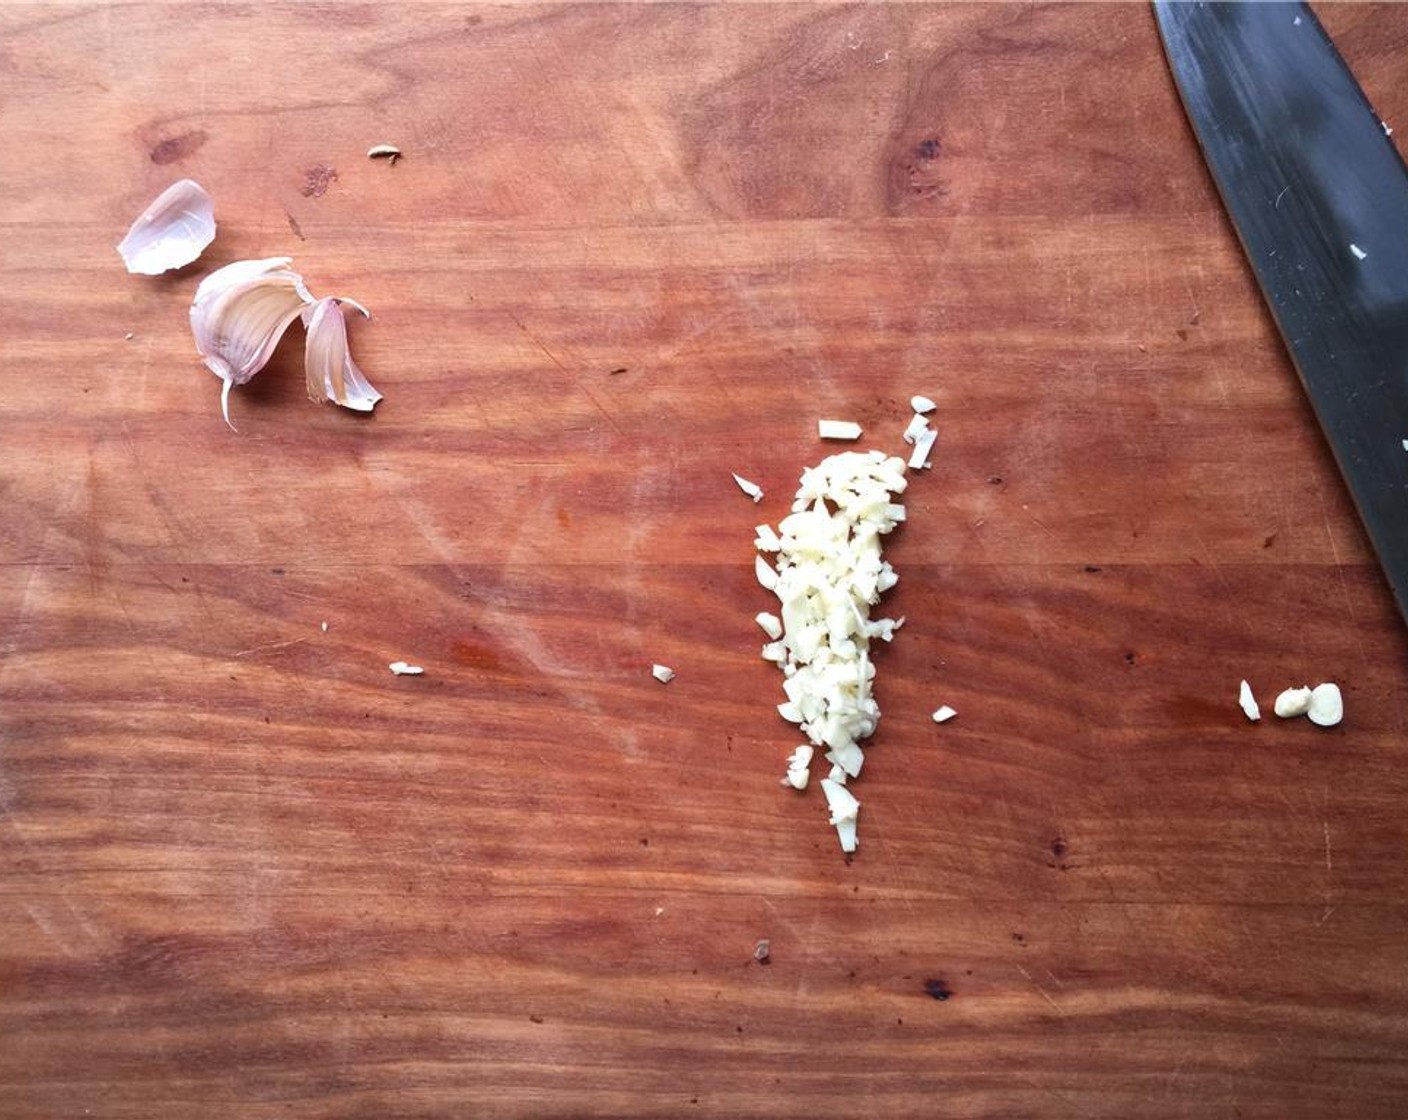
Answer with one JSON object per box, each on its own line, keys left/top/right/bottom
{"left": 1155, "top": 1, "right": 1408, "bottom": 624}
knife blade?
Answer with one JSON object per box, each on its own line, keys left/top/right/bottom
{"left": 1155, "top": 1, "right": 1408, "bottom": 624}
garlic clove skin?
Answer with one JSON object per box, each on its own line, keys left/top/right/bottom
{"left": 303, "top": 297, "right": 382, "bottom": 412}
{"left": 189, "top": 257, "right": 316, "bottom": 429}
{"left": 118, "top": 179, "right": 216, "bottom": 275}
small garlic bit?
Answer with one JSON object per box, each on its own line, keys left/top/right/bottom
{"left": 817, "top": 419, "right": 863, "bottom": 440}
{"left": 189, "top": 257, "right": 316, "bottom": 429}
{"left": 1273, "top": 686, "right": 1312, "bottom": 719}
{"left": 303, "top": 297, "right": 382, "bottom": 413}
{"left": 1238, "top": 679, "right": 1261, "bottom": 722}
{"left": 118, "top": 179, "right": 216, "bottom": 275}
{"left": 367, "top": 144, "right": 402, "bottom": 164}
{"left": 908, "top": 428, "right": 937, "bottom": 470}
{"left": 732, "top": 472, "right": 764, "bottom": 503}
{"left": 1306, "top": 682, "right": 1343, "bottom": 728}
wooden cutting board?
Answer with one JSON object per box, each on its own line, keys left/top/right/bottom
{"left": 4, "top": 4, "right": 1408, "bottom": 1117}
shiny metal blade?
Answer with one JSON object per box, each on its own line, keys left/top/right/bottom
{"left": 1157, "top": 1, "right": 1408, "bottom": 623}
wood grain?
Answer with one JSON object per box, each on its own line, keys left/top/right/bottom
{"left": 3, "top": 3, "right": 1408, "bottom": 1117}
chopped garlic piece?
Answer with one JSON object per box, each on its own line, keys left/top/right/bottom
{"left": 755, "top": 555, "right": 779, "bottom": 590}
{"left": 902, "top": 413, "right": 929, "bottom": 444}
{"left": 1307, "top": 682, "right": 1343, "bottom": 727}
{"left": 820, "top": 779, "right": 860, "bottom": 853}
{"left": 754, "top": 523, "right": 782, "bottom": 551}
{"left": 320, "top": 621, "right": 328, "bottom": 633}
{"left": 1238, "top": 679, "right": 1260, "bottom": 722}
{"left": 651, "top": 664, "right": 676, "bottom": 683}
{"left": 908, "top": 428, "right": 937, "bottom": 470}
{"left": 931, "top": 705, "right": 957, "bottom": 723}
{"left": 910, "top": 395, "right": 937, "bottom": 414}
{"left": 818, "top": 419, "right": 863, "bottom": 440}
{"left": 756, "top": 612, "right": 783, "bottom": 640}
{"left": 787, "top": 745, "right": 814, "bottom": 769}
{"left": 388, "top": 661, "right": 424, "bottom": 675}
{"left": 783, "top": 744, "right": 814, "bottom": 790}
{"left": 1350, "top": 243, "right": 1367, "bottom": 261}
{"left": 732, "top": 472, "right": 764, "bottom": 503}
{"left": 1273, "top": 686, "right": 1312, "bottom": 718}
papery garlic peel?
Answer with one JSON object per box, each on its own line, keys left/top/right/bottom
{"left": 303, "top": 297, "right": 382, "bottom": 412}
{"left": 118, "top": 179, "right": 216, "bottom": 275}
{"left": 190, "top": 257, "right": 314, "bottom": 428}
{"left": 189, "top": 260, "right": 380, "bottom": 428}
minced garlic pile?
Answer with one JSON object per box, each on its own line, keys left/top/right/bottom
{"left": 754, "top": 450, "right": 911, "bottom": 853}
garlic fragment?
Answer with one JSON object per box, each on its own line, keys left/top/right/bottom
{"left": 303, "top": 297, "right": 382, "bottom": 412}
{"left": 190, "top": 257, "right": 315, "bottom": 428}
{"left": 910, "top": 395, "right": 937, "bottom": 414}
{"left": 754, "top": 524, "right": 782, "bottom": 552}
{"left": 388, "top": 661, "right": 424, "bottom": 675}
{"left": 117, "top": 179, "right": 216, "bottom": 275}
{"left": 755, "top": 612, "right": 783, "bottom": 640}
{"left": 367, "top": 144, "right": 402, "bottom": 164}
{"left": 908, "top": 427, "right": 937, "bottom": 470}
{"left": 1307, "top": 682, "right": 1343, "bottom": 727}
{"left": 931, "top": 705, "right": 957, "bottom": 723}
{"left": 1273, "top": 686, "right": 1313, "bottom": 719}
{"left": 783, "top": 744, "right": 814, "bottom": 790}
{"left": 651, "top": 664, "right": 676, "bottom": 683}
{"left": 755, "top": 555, "right": 779, "bottom": 591}
{"left": 1238, "top": 679, "right": 1260, "bottom": 722}
{"left": 902, "top": 414, "right": 929, "bottom": 444}
{"left": 732, "top": 473, "right": 764, "bottom": 503}
{"left": 818, "top": 419, "right": 863, "bottom": 440}
{"left": 820, "top": 779, "right": 860, "bottom": 853}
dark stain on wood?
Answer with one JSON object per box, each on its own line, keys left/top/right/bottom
{"left": 149, "top": 129, "right": 208, "bottom": 165}
{"left": 301, "top": 164, "right": 338, "bottom": 198}
{"left": 923, "top": 978, "right": 952, "bottom": 1001}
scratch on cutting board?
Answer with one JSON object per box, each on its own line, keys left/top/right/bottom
{"left": 508, "top": 312, "right": 625, "bottom": 439}
{"left": 1, "top": 796, "right": 102, "bottom": 954}
{"left": 234, "top": 637, "right": 307, "bottom": 658}
{"left": 1313, "top": 491, "right": 1370, "bottom": 679}
{"left": 1323, "top": 821, "right": 1332, "bottom": 873}
{"left": 1016, "top": 964, "right": 1063, "bottom": 1016}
